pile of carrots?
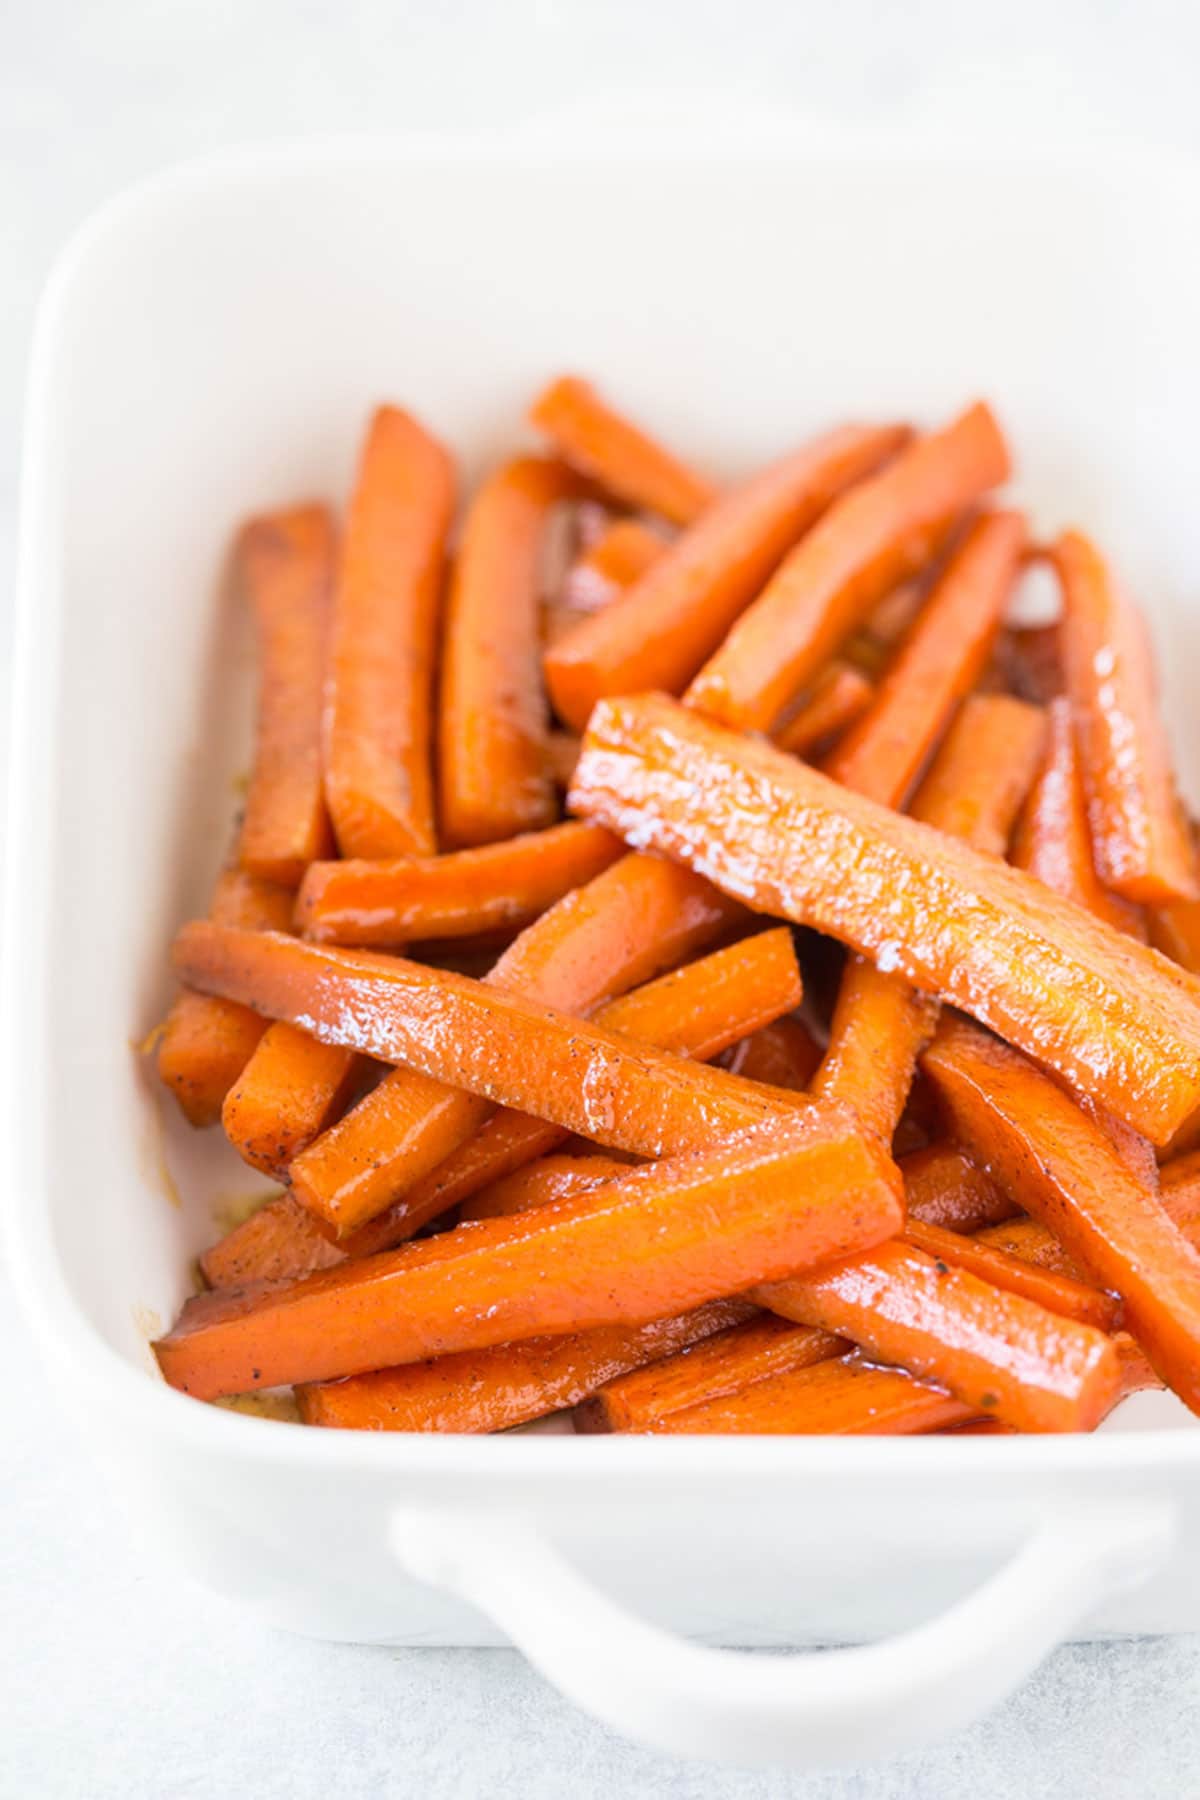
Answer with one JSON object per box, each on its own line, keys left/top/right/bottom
{"left": 150, "top": 376, "right": 1200, "bottom": 1439}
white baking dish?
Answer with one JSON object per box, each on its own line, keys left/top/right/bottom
{"left": 9, "top": 119, "right": 1200, "bottom": 1770}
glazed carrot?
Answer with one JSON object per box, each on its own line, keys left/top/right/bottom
{"left": 862, "top": 578, "right": 930, "bottom": 650}
{"left": 723, "top": 1016, "right": 821, "bottom": 1092}
{"left": 157, "top": 868, "right": 295, "bottom": 1126}
{"left": 294, "top": 822, "right": 622, "bottom": 948}
{"left": 923, "top": 1016, "right": 1200, "bottom": 1410}
{"left": 756, "top": 1240, "right": 1120, "bottom": 1433}
{"left": 900, "top": 1144, "right": 1015, "bottom": 1233}
{"left": 903, "top": 693, "right": 1047, "bottom": 851}
{"left": 235, "top": 504, "right": 336, "bottom": 886}
{"left": 1056, "top": 530, "right": 1197, "bottom": 904}
{"left": 813, "top": 956, "right": 938, "bottom": 1143}
{"left": 773, "top": 663, "right": 874, "bottom": 759}
{"left": 154, "top": 1112, "right": 905, "bottom": 1397}
{"left": 297, "top": 1298, "right": 758, "bottom": 1433}
{"left": 577, "top": 1313, "right": 845, "bottom": 1434}
{"left": 1150, "top": 883, "right": 1200, "bottom": 984}
{"left": 323, "top": 406, "right": 456, "bottom": 858}
{"left": 529, "top": 375, "right": 717, "bottom": 526}
{"left": 570, "top": 693, "right": 1200, "bottom": 1143}
{"left": 544, "top": 423, "right": 910, "bottom": 731}
{"left": 560, "top": 518, "right": 668, "bottom": 615}
{"left": 439, "top": 458, "right": 584, "bottom": 847}
{"left": 222, "top": 1027, "right": 361, "bottom": 1179}
{"left": 545, "top": 730, "right": 582, "bottom": 789}
{"left": 286, "top": 853, "right": 743, "bottom": 1234}
{"left": 459, "top": 1153, "right": 630, "bottom": 1222}
{"left": 199, "top": 1192, "right": 342, "bottom": 1289}
{"left": 903, "top": 1218, "right": 1120, "bottom": 1333}
{"left": 1012, "top": 697, "right": 1146, "bottom": 937}
{"left": 686, "top": 402, "right": 1011, "bottom": 732}
{"left": 822, "top": 511, "right": 1025, "bottom": 805}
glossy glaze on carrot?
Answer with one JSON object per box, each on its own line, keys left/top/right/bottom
{"left": 528, "top": 375, "right": 717, "bottom": 526}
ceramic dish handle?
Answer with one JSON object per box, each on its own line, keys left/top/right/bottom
{"left": 391, "top": 1498, "right": 1172, "bottom": 1767}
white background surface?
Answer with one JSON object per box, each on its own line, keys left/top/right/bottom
{"left": 6, "top": 4, "right": 1200, "bottom": 1794}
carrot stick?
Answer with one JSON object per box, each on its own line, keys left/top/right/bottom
{"left": 813, "top": 957, "right": 940, "bottom": 1144}
{"left": 1012, "top": 696, "right": 1146, "bottom": 937}
{"left": 154, "top": 1113, "right": 904, "bottom": 1398}
{"left": 755, "top": 1239, "right": 1120, "bottom": 1433}
{"left": 294, "top": 821, "right": 623, "bottom": 948}
{"left": 543, "top": 423, "right": 910, "bottom": 731}
{"left": 570, "top": 692, "right": 1200, "bottom": 1144}
{"left": 156, "top": 869, "right": 295, "bottom": 1126}
{"left": 297, "top": 1298, "right": 758, "bottom": 1433}
{"left": 822, "top": 511, "right": 1025, "bottom": 805}
{"left": 199, "top": 1192, "right": 343, "bottom": 1289}
{"left": 545, "top": 730, "right": 582, "bottom": 789}
{"left": 903, "top": 1218, "right": 1120, "bottom": 1333}
{"left": 1055, "top": 530, "right": 1198, "bottom": 904}
{"left": 559, "top": 518, "right": 669, "bottom": 615}
{"left": 723, "top": 1016, "right": 821, "bottom": 1092}
{"left": 528, "top": 375, "right": 717, "bottom": 526}
{"left": 576, "top": 1314, "right": 845, "bottom": 1434}
{"left": 459, "top": 1153, "right": 631, "bottom": 1222}
{"left": 438, "top": 458, "right": 584, "bottom": 847}
{"left": 901, "top": 1143, "right": 1015, "bottom": 1232}
{"left": 903, "top": 692, "right": 1048, "bottom": 851}
{"left": 923, "top": 1016, "right": 1200, "bottom": 1410}
{"left": 221, "top": 1027, "right": 361, "bottom": 1178}
{"left": 685, "top": 402, "right": 1011, "bottom": 732}
{"left": 773, "top": 663, "right": 874, "bottom": 759}
{"left": 235, "top": 504, "right": 336, "bottom": 886}
{"left": 323, "top": 406, "right": 456, "bottom": 858}
{"left": 284, "top": 852, "right": 744, "bottom": 1234}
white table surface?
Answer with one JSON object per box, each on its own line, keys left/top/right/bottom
{"left": 6, "top": 4, "right": 1200, "bottom": 1793}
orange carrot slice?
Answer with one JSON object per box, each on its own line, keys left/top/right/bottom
{"left": 686, "top": 401, "right": 1010, "bottom": 732}
{"left": 294, "top": 821, "right": 622, "bottom": 948}
{"left": 324, "top": 406, "right": 456, "bottom": 857}
{"left": 199, "top": 1192, "right": 342, "bottom": 1290}
{"left": 773, "top": 662, "right": 874, "bottom": 759}
{"left": 544, "top": 423, "right": 910, "bottom": 731}
{"left": 900, "top": 1143, "right": 1015, "bottom": 1232}
{"left": 1056, "top": 529, "right": 1198, "bottom": 904}
{"left": 529, "top": 375, "right": 717, "bottom": 526}
{"left": 235, "top": 504, "right": 336, "bottom": 886}
{"left": 723, "top": 1016, "right": 821, "bottom": 1092}
{"left": 155, "top": 1112, "right": 904, "bottom": 1397}
{"left": 923, "top": 1016, "right": 1200, "bottom": 1410}
{"left": 570, "top": 693, "right": 1200, "bottom": 1143}
{"left": 459, "top": 1153, "right": 630, "bottom": 1222}
{"left": 221, "top": 1026, "right": 362, "bottom": 1179}
{"left": 903, "top": 1218, "right": 1120, "bottom": 1333}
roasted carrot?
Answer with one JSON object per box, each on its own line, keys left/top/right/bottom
{"left": 294, "top": 822, "right": 622, "bottom": 948}
{"left": 155, "top": 1112, "right": 904, "bottom": 1397}
{"left": 813, "top": 956, "right": 939, "bottom": 1143}
{"left": 756, "top": 1239, "right": 1120, "bottom": 1433}
{"left": 822, "top": 511, "right": 1025, "bottom": 805}
{"left": 285, "top": 852, "right": 744, "bottom": 1234}
{"left": 1012, "top": 696, "right": 1146, "bottom": 937}
{"left": 685, "top": 402, "right": 1010, "bottom": 733}
{"left": 439, "top": 458, "right": 584, "bottom": 847}
{"left": 901, "top": 1143, "right": 1015, "bottom": 1233}
{"left": 1055, "top": 530, "right": 1197, "bottom": 904}
{"left": 543, "top": 424, "right": 910, "bottom": 731}
{"left": 773, "top": 663, "right": 874, "bottom": 759}
{"left": 199, "top": 1192, "right": 343, "bottom": 1289}
{"left": 323, "top": 406, "right": 456, "bottom": 858}
{"left": 222, "top": 1027, "right": 362, "bottom": 1179}
{"left": 923, "top": 1016, "right": 1200, "bottom": 1411}
{"left": 570, "top": 693, "right": 1200, "bottom": 1144}
{"left": 903, "top": 692, "right": 1047, "bottom": 851}
{"left": 903, "top": 1218, "right": 1120, "bottom": 1333}
{"left": 459, "top": 1153, "right": 631, "bottom": 1222}
{"left": 559, "top": 518, "right": 668, "bottom": 615}
{"left": 528, "top": 375, "right": 717, "bottom": 526}
{"left": 156, "top": 868, "right": 295, "bottom": 1126}
{"left": 235, "top": 504, "right": 336, "bottom": 886}
{"left": 297, "top": 1297, "right": 758, "bottom": 1433}
{"left": 723, "top": 1016, "right": 821, "bottom": 1092}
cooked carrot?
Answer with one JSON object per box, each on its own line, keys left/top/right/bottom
{"left": 923, "top": 1016, "right": 1200, "bottom": 1410}
{"left": 723, "top": 1016, "right": 821, "bottom": 1092}
{"left": 297, "top": 1298, "right": 757, "bottom": 1433}
{"left": 900, "top": 1143, "right": 1015, "bottom": 1233}
{"left": 1012, "top": 696, "right": 1146, "bottom": 936}
{"left": 862, "top": 578, "right": 930, "bottom": 649}
{"left": 756, "top": 1239, "right": 1120, "bottom": 1433}
{"left": 439, "top": 458, "right": 584, "bottom": 847}
{"left": 285, "top": 852, "right": 744, "bottom": 1234}
{"left": 1150, "top": 888, "right": 1200, "bottom": 979}
{"left": 685, "top": 402, "right": 1010, "bottom": 732}
{"left": 560, "top": 518, "right": 669, "bottom": 615}
{"left": 199, "top": 1192, "right": 343, "bottom": 1289}
{"left": 577, "top": 1313, "right": 844, "bottom": 1433}
{"left": 221, "top": 1027, "right": 361, "bottom": 1179}
{"left": 544, "top": 423, "right": 910, "bottom": 731}
{"left": 822, "top": 511, "right": 1025, "bottom": 805}
{"left": 459, "top": 1153, "right": 630, "bottom": 1222}
{"left": 903, "top": 1218, "right": 1120, "bottom": 1333}
{"left": 529, "top": 376, "right": 717, "bottom": 527}
{"left": 235, "top": 504, "right": 336, "bottom": 886}
{"left": 570, "top": 693, "right": 1200, "bottom": 1144}
{"left": 1055, "top": 530, "right": 1197, "bottom": 904}
{"left": 294, "top": 822, "right": 622, "bottom": 948}
{"left": 811, "top": 694, "right": 1046, "bottom": 1139}
{"left": 545, "top": 730, "right": 582, "bottom": 789}
{"left": 323, "top": 406, "right": 456, "bottom": 858}
{"left": 156, "top": 868, "right": 295, "bottom": 1126}
{"left": 154, "top": 1112, "right": 904, "bottom": 1397}
{"left": 773, "top": 663, "right": 874, "bottom": 759}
